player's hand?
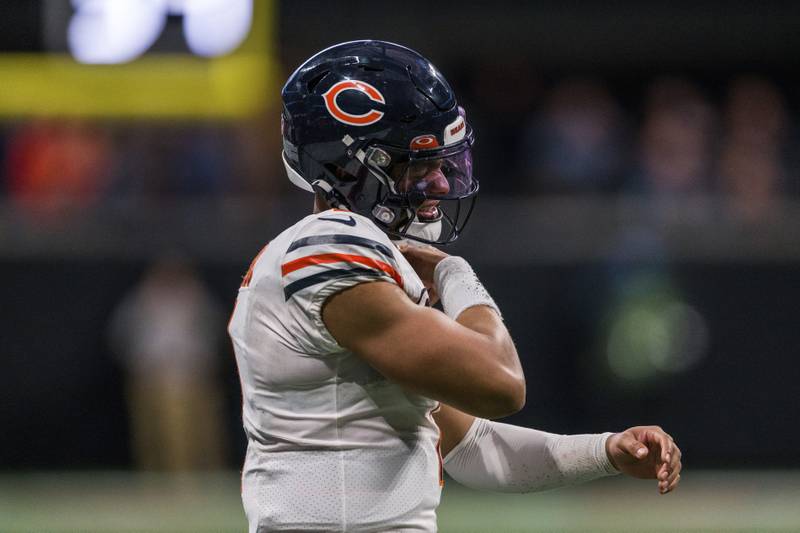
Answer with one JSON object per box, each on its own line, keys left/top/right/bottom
{"left": 396, "top": 242, "right": 449, "bottom": 305}
{"left": 605, "top": 425, "right": 682, "bottom": 494}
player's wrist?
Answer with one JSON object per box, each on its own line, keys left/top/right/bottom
{"left": 550, "top": 431, "right": 620, "bottom": 479}
{"left": 598, "top": 432, "right": 621, "bottom": 474}
{"left": 605, "top": 433, "right": 617, "bottom": 470}
{"left": 434, "top": 256, "right": 501, "bottom": 320}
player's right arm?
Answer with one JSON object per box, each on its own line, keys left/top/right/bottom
{"left": 322, "top": 252, "right": 525, "bottom": 419}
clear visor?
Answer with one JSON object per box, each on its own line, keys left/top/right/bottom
{"left": 371, "top": 146, "right": 476, "bottom": 222}
{"left": 392, "top": 149, "right": 474, "bottom": 197}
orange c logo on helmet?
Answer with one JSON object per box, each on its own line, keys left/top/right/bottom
{"left": 323, "top": 80, "right": 385, "bottom": 126}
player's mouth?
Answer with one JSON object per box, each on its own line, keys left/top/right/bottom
{"left": 417, "top": 202, "right": 441, "bottom": 221}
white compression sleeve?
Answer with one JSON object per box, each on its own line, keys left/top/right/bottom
{"left": 434, "top": 256, "right": 501, "bottom": 320}
{"left": 443, "top": 418, "right": 619, "bottom": 493}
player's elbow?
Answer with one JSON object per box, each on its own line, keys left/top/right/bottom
{"left": 475, "top": 390, "right": 524, "bottom": 419}
{"left": 509, "top": 374, "right": 527, "bottom": 413}
{"left": 499, "top": 372, "right": 527, "bottom": 416}
{"left": 478, "top": 370, "right": 526, "bottom": 419}
{"left": 486, "top": 343, "right": 526, "bottom": 417}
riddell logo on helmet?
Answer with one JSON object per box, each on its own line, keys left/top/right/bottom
{"left": 409, "top": 135, "right": 440, "bottom": 150}
{"left": 323, "top": 80, "right": 385, "bottom": 126}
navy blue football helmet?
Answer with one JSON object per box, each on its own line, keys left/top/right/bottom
{"left": 281, "top": 40, "right": 478, "bottom": 244}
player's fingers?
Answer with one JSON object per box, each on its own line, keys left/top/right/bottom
{"left": 667, "top": 473, "right": 681, "bottom": 492}
{"left": 619, "top": 434, "right": 649, "bottom": 459}
{"left": 669, "top": 445, "right": 682, "bottom": 474}
{"left": 644, "top": 427, "right": 673, "bottom": 463}
{"left": 666, "top": 466, "right": 680, "bottom": 485}
{"left": 673, "top": 443, "right": 682, "bottom": 461}
{"left": 657, "top": 462, "right": 669, "bottom": 481}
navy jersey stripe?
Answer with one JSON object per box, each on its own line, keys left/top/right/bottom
{"left": 283, "top": 266, "right": 389, "bottom": 300}
{"left": 287, "top": 234, "right": 395, "bottom": 261}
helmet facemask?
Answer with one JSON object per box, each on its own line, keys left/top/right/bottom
{"left": 353, "top": 133, "right": 478, "bottom": 245}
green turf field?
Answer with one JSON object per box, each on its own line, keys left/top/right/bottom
{"left": 1, "top": 470, "right": 798, "bottom": 532}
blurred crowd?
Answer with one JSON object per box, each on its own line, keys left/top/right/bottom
{"left": 0, "top": 74, "right": 797, "bottom": 222}
{"left": 464, "top": 73, "right": 798, "bottom": 216}
{"left": 0, "top": 113, "right": 283, "bottom": 207}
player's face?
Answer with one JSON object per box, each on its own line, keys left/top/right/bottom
{"left": 392, "top": 160, "right": 451, "bottom": 221}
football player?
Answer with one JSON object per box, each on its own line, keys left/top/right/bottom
{"left": 228, "top": 40, "right": 682, "bottom": 532}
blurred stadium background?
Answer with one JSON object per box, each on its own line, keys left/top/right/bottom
{"left": 2, "top": 1, "right": 800, "bottom": 531}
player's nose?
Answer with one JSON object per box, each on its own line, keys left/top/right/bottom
{"left": 422, "top": 169, "right": 450, "bottom": 196}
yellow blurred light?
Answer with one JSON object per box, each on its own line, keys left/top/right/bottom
{"left": 0, "top": 0, "right": 277, "bottom": 119}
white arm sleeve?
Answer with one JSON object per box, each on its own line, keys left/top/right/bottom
{"left": 434, "top": 256, "right": 501, "bottom": 320}
{"left": 443, "top": 418, "right": 619, "bottom": 493}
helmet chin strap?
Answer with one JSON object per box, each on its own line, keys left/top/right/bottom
{"left": 283, "top": 151, "right": 350, "bottom": 209}
{"left": 311, "top": 179, "right": 349, "bottom": 210}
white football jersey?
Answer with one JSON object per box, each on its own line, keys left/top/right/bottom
{"left": 228, "top": 209, "right": 443, "bottom": 532}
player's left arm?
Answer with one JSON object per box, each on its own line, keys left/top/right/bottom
{"left": 434, "top": 404, "right": 682, "bottom": 494}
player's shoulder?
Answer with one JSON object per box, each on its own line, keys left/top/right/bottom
{"left": 296, "top": 209, "right": 391, "bottom": 239}
{"left": 283, "top": 209, "right": 397, "bottom": 259}
{"left": 272, "top": 209, "right": 428, "bottom": 309}
{"left": 274, "top": 209, "right": 408, "bottom": 299}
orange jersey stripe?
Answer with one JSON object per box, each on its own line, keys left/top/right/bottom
{"left": 241, "top": 244, "right": 269, "bottom": 288}
{"left": 281, "top": 253, "right": 403, "bottom": 288}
